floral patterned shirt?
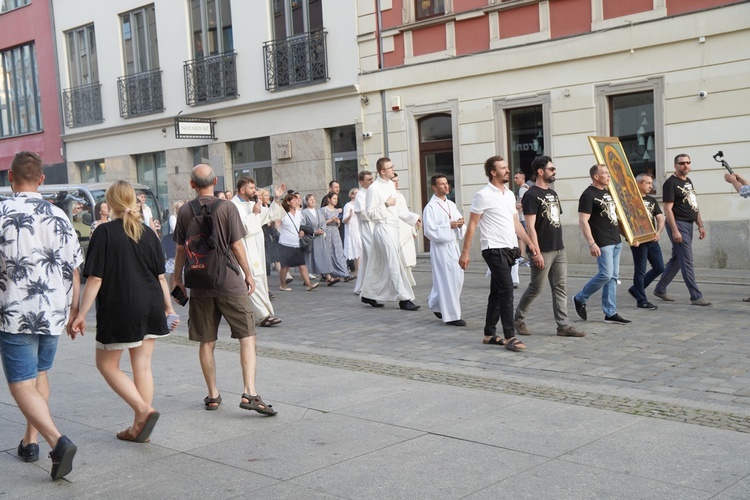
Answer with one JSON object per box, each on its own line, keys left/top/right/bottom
{"left": 0, "top": 192, "right": 83, "bottom": 335}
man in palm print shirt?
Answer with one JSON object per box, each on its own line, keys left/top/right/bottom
{"left": 0, "top": 151, "right": 82, "bottom": 480}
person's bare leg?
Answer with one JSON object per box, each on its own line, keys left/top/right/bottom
{"left": 198, "top": 341, "right": 219, "bottom": 402}
{"left": 22, "top": 371, "right": 51, "bottom": 446}
{"left": 238, "top": 336, "right": 257, "bottom": 397}
{"left": 8, "top": 378, "right": 62, "bottom": 449}
{"left": 300, "top": 265, "right": 312, "bottom": 287}
{"left": 279, "top": 266, "right": 289, "bottom": 288}
{"left": 131, "top": 339, "right": 156, "bottom": 408}
{"left": 96, "top": 348, "right": 152, "bottom": 428}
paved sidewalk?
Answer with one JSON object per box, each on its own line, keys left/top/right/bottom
{"left": 1, "top": 261, "right": 749, "bottom": 498}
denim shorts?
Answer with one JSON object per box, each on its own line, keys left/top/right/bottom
{"left": 0, "top": 332, "right": 59, "bottom": 384}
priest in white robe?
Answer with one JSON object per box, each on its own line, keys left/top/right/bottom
{"left": 361, "top": 157, "right": 421, "bottom": 310}
{"left": 423, "top": 174, "right": 466, "bottom": 326}
{"left": 232, "top": 178, "right": 286, "bottom": 327}
{"left": 353, "top": 170, "right": 375, "bottom": 295}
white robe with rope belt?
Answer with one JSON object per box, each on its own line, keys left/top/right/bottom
{"left": 232, "top": 196, "right": 284, "bottom": 322}
{"left": 360, "top": 177, "right": 419, "bottom": 302}
{"left": 423, "top": 194, "right": 466, "bottom": 323}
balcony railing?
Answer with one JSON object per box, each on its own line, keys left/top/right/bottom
{"left": 263, "top": 29, "right": 328, "bottom": 91}
{"left": 184, "top": 51, "right": 238, "bottom": 106}
{"left": 117, "top": 69, "right": 164, "bottom": 118}
{"left": 62, "top": 83, "right": 103, "bottom": 128}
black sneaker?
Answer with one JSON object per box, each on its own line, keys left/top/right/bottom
{"left": 49, "top": 435, "right": 76, "bottom": 480}
{"left": 637, "top": 301, "right": 658, "bottom": 310}
{"left": 17, "top": 440, "right": 39, "bottom": 463}
{"left": 573, "top": 297, "right": 587, "bottom": 320}
{"left": 604, "top": 313, "right": 631, "bottom": 325}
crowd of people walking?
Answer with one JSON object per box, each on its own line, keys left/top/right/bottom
{"left": 0, "top": 148, "right": 729, "bottom": 482}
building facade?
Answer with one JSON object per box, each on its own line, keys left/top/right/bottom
{"left": 52, "top": 0, "right": 365, "bottom": 217}
{"left": 0, "top": 0, "right": 67, "bottom": 183}
{"left": 356, "top": 0, "right": 750, "bottom": 268}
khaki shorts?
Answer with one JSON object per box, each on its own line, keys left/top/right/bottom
{"left": 188, "top": 296, "right": 256, "bottom": 342}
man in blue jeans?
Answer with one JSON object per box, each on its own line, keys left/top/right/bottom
{"left": 573, "top": 164, "right": 631, "bottom": 325}
{"left": 0, "top": 151, "right": 82, "bottom": 480}
{"left": 653, "top": 154, "right": 711, "bottom": 306}
{"left": 628, "top": 173, "right": 665, "bottom": 310}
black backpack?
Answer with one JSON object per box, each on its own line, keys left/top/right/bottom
{"left": 183, "top": 198, "right": 239, "bottom": 289}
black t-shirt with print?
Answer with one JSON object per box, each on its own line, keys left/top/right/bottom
{"left": 662, "top": 175, "right": 698, "bottom": 223}
{"left": 523, "top": 185, "right": 564, "bottom": 252}
{"left": 642, "top": 194, "right": 662, "bottom": 229}
{"left": 578, "top": 185, "right": 621, "bottom": 247}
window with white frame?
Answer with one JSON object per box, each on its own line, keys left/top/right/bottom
{"left": 66, "top": 24, "right": 99, "bottom": 87}
{"left": 1, "top": 0, "right": 29, "bottom": 14}
{"left": 121, "top": 5, "right": 160, "bottom": 75}
{"left": 191, "top": 0, "right": 233, "bottom": 57}
{"left": 0, "top": 43, "right": 42, "bottom": 137}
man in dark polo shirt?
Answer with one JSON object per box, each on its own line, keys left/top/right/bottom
{"left": 653, "top": 154, "right": 710, "bottom": 305}
{"left": 173, "top": 164, "right": 277, "bottom": 415}
{"left": 573, "top": 164, "right": 630, "bottom": 325}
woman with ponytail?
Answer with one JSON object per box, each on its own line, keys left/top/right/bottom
{"left": 69, "top": 180, "right": 178, "bottom": 444}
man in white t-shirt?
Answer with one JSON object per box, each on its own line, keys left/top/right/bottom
{"left": 459, "top": 156, "right": 538, "bottom": 352}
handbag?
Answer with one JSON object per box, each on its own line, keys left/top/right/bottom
{"left": 288, "top": 213, "right": 313, "bottom": 251}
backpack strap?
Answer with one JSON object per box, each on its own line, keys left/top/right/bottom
{"left": 188, "top": 198, "right": 203, "bottom": 217}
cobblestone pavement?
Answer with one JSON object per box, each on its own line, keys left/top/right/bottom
{"left": 167, "top": 258, "right": 750, "bottom": 433}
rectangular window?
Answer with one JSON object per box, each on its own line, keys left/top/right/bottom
{"left": 0, "top": 43, "right": 42, "bottom": 137}
{"left": 415, "top": 0, "right": 445, "bottom": 20}
{"left": 273, "top": 0, "right": 322, "bottom": 39}
{"left": 191, "top": 0, "right": 233, "bottom": 57}
{"left": 330, "top": 126, "right": 358, "bottom": 194}
{"left": 231, "top": 138, "right": 272, "bottom": 189}
{"left": 78, "top": 159, "right": 106, "bottom": 183}
{"left": 1, "top": 0, "right": 29, "bottom": 14}
{"left": 136, "top": 151, "right": 167, "bottom": 218}
{"left": 609, "top": 91, "right": 655, "bottom": 179}
{"left": 506, "top": 105, "right": 544, "bottom": 180}
{"left": 66, "top": 24, "right": 99, "bottom": 87}
{"left": 121, "top": 5, "right": 159, "bottom": 75}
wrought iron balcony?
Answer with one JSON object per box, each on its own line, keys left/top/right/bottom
{"left": 116, "top": 69, "right": 164, "bottom": 118}
{"left": 184, "top": 51, "right": 238, "bottom": 105}
{"left": 263, "top": 29, "right": 328, "bottom": 91}
{"left": 62, "top": 83, "right": 103, "bottom": 128}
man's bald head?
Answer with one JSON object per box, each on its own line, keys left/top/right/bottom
{"left": 190, "top": 164, "right": 216, "bottom": 188}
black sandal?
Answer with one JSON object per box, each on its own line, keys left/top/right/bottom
{"left": 204, "top": 395, "right": 222, "bottom": 410}
{"left": 259, "top": 316, "right": 282, "bottom": 327}
{"left": 505, "top": 337, "right": 527, "bottom": 352}
{"left": 482, "top": 335, "right": 505, "bottom": 346}
{"left": 240, "top": 393, "right": 277, "bottom": 416}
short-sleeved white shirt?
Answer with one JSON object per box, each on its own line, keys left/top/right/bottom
{"left": 470, "top": 182, "right": 518, "bottom": 250}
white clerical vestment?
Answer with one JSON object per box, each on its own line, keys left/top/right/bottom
{"left": 353, "top": 186, "right": 372, "bottom": 295}
{"left": 423, "top": 194, "right": 466, "bottom": 323}
{"left": 232, "top": 196, "right": 284, "bottom": 321}
{"left": 395, "top": 191, "right": 418, "bottom": 286}
{"left": 361, "top": 176, "right": 420, "bottom": 302}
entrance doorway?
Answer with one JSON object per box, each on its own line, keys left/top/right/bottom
{"left": 418, "top": 114, "right": 454, "bottom": 251}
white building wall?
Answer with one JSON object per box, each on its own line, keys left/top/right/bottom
{"left": 357, "top": 2, "right": 750, "bottom": 268}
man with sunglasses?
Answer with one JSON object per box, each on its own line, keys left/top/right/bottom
{"left": 653, "top": 154, "right": 711, "bottom": 305}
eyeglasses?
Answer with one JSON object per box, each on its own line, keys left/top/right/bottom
{"left": 677, "top": 161, "right": 691, "bottom": 165}
{"left": 545, "top": 167, "right": 557, "bottom": 172}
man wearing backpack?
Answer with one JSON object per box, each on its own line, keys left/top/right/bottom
{"left": 173, "top": 164, "right": 277, "bottom": 415}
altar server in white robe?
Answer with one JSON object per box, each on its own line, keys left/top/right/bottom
{"left": 423, "top": 174, "right": 467, "bottom": 326}
{"left": 353, "top": 170, "right": 374, "bottom": 295}
{"left": 361, "top": 157, "right": 421, "bottom": 310}
{"left": 232, "top": 177, "right": 286, "bottom": 327}
{"left": 392, "top": 172, "right": 419, "bottom": 286}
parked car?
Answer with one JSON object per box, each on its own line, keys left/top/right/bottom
{"left": 0, "top": 182, "right": 165, "bottom": 275}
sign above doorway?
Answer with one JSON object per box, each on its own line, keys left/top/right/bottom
{"left": 174, "top": 117, "right": 216, "bottom": 140}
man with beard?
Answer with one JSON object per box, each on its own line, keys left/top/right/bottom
{"left": 459, "top": 156, "right": 539, "bottom": 351}
{"left": 513, "top": 156, "right": 585, "bottom": 337}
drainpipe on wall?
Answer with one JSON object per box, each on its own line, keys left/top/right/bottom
{"left": 375, "top": 0, "right": 389, "bottom": 156}
{"left": 49, "top": 0, "right": 67, "bottom": 167}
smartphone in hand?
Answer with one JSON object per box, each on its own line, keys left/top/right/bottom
{"left": 171, "top": 286, "right": 188, "bottom": 306}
